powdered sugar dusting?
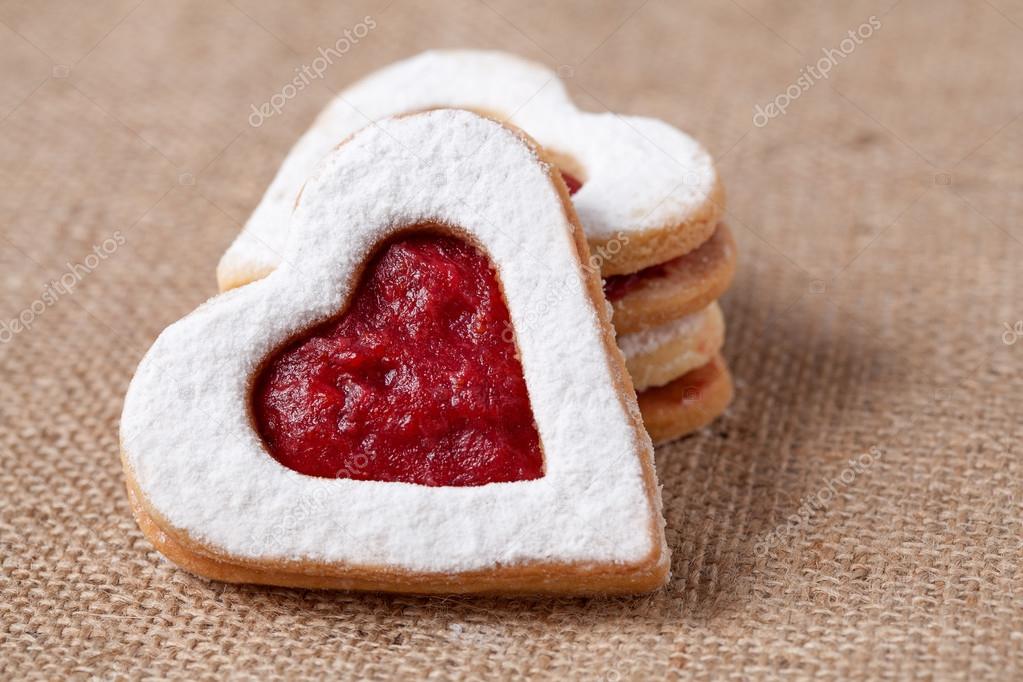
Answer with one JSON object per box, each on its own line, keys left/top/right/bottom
{"left": 618, "top": 304, "right": 720, "bottom": 359}
{"left": 218, "top": 50, "right": 717, "bottom": 286}
{"left": 122, "top": 110, "right": 663, "bottom": 574}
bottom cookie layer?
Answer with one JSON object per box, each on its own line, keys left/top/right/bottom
{"left": 637, "top": 354, "right": 733, "bottom": 445}
{"left": 124, "top": 469, "right": 669, "bottom": 596}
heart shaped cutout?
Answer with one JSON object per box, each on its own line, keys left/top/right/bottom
{"left": 253, "top": 231, "right": 543, "bottom": 486}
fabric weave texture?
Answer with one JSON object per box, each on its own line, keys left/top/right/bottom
{"left": 1, "top": 1, "right": 1020, "bottom": 679}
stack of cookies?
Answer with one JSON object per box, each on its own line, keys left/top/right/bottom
{"left": 219, "top": 50, "right": 736, "bottom": 445}
{"left": 603, "top": 221, "right": 735, "bottom": 444}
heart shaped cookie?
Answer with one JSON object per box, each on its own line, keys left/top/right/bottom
{"left": 217, "top": 49, "right": 724, "bottom": 291}
{"left": 121, "top": 110, "right": 668, "bottom": 594}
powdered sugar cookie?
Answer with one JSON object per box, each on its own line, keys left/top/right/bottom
{"left": 121, "top": 110, "right": 668, "bottom": 594}
{"left": 619, "top": 303, "right": 724, "bottom": 392}
{"left": 217, "top": 49, "right": 722, "bottom": 291}
{"left": 638, "top": 354, "right": 733, "bottom": 445}
{"left": 605, "top": 224, "right": 736, "bottom": 335}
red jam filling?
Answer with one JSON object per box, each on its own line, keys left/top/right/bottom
{"left": 253, "top": 234, "right": 544, "bottom": 486}
{"left": 603, "top": 262, "right": 671, "bottom": 301}
{"left": 560, "top": 170, "right": 583, "bottom": 195}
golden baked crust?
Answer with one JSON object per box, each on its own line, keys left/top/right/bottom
{"left": 637, "top": 354, "right": 733, "bottom": 445}
{"left": 218, "top": 263, "right": 274, "bottom": 294}
{"left": 610, "top": 224, "right": 737, "bottom": 335}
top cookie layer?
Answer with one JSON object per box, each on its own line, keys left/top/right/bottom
{"left": 122, "top": 110, "right": 666, "bottom": 577}
{"left": 218, "top": 49, "right": 722, "bottom": 290}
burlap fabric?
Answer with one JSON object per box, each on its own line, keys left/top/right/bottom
{"left": 2, "top": 1, "right": 1020, "bottom": 679}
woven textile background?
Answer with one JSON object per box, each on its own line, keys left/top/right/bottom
{"left": 1, "top": 1, "right": 1021, "bottom": 679}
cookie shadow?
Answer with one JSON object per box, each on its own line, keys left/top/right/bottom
{"left": 650, "top": 275, "right": 910, "bottom": 621}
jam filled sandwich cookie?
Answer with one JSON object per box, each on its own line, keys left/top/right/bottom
{"left": 218, "top": 49, "right": 724, "bottom": 288}
{"left": 121, "top": 110, "right": 669, "bottom": 594}
{"left": 219, "top": 50, "right": 737, "bottom": 443}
